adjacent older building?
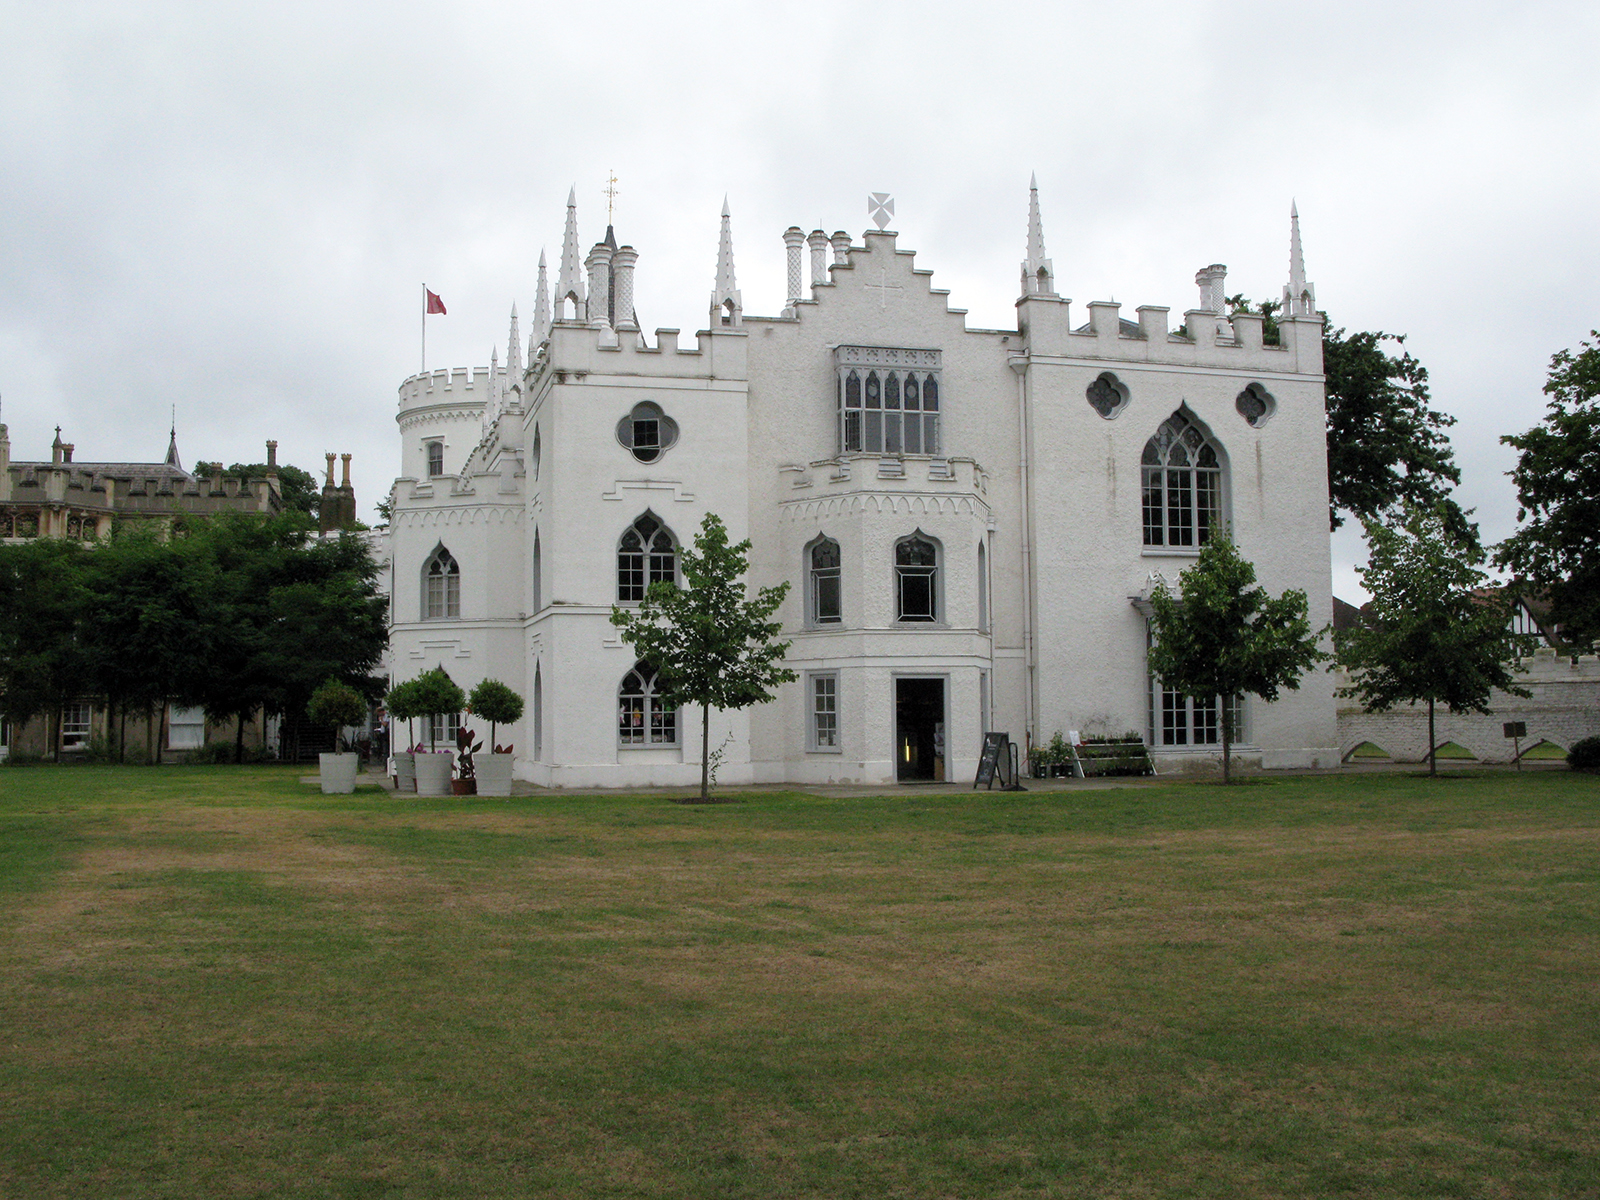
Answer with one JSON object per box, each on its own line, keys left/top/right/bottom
{"left": 386, "top": 184, "right": 1341, "bottom": 787}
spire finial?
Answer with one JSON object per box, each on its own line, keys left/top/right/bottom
{"left": 1021, "top": 174, "right": 1055, "bottom": 297}
{"left": 710, "top": 198, "right": 742, "bottom": 327}
{"left": 555, "top": 185, "right": 586, "bottom": 321}
{"left": 1282, "top": 200, "right": 1316, "bottom": 318}
{"left": 604, "top": 171, "right": 619, "bottom": 224}
{"left": 507, "top": 303, "right": 522, "bottom": 387}
{"left": 533, "top": 248, "right": 551, "bottom": 347}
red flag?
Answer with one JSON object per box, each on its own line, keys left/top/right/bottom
{"left": 426, "top": 289, "right": 446, "bottom": 315}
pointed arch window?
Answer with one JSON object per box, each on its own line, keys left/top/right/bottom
{"left": 531, "top": 425, "right": 541, "bottom": 481}
{"left": 836, "top": 347, "right": 941, "bottom": 455}
{"left": 1141, "top": 412, "right": 1224, "bottom": 548}
{"left": 423, "top": 546, "right": 460, "bottom": 619}
{"left": 617, "top": 513, "right": 676, "bottom": 602}
{"left": 426, "top": 440, "right": 444, "bottom": 478}
{"left": 807, "top": 536, "right": 842, "bottom": 625}
{"left": 895, "top": 534, "right": 940, "bottom": 622}
{"left": 533, "top": 663, "right": 543, "bottom": 761}
{"left": 618, "top": 661, "right": 676, "bottom": 745}
{"left": 532, "top": 528, "right": 542, "bottom": 613}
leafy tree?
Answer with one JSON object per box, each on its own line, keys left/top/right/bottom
{"left": 610, "top": 513, "right": 796, "bottom": 801}
{"left": 0, "top": 539, "right": 91, "bottom": 756}
{"left": 1147, "top": 535, "right": 1326, "bottom": 783}
{"left": 307, "top": 679, "right": 367, "bottom": 752}
{"left": 1337, "top": 505, "right": 1528, "bottom": 776}
{"left": 1495, "top": 331, "right": 1600, "bottom": 646}
{"left": 468, "top": 679, "right": 523, "bottom": 753}
{"left": 1227, "top": 298, "right": 1462, "bottom": 532}
{"left": 407, "top": 668, "right": 465, "bottom": 755}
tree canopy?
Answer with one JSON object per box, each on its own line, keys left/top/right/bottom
{"left": 0, "top": 513, "right": 387, "bottom": 761}
{"left": 610, "top": 513, "right": 795, "bottom": 800}
{"left": 1337, "top": 505, "right": 1527, "bottom": 776}
{"left": 193, "top": 460, "right": 320, "bottom": 520}
{"left": 1146, "top": 534, "right": 1325, "bottom": 782}
{"left": 1495, "top": 331, "right": 1600, "bottom": 646}
{"left": 1227, "top": 298, "right": 1462, "bottom": 532}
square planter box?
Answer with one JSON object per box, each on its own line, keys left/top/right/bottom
{"left": 393, "top": 752, "right": 416, "bottom": 793}
{"left": 413, "top": 752, "right": 454, "bottom": 796}
{"left": 318, "top": 752, "right": 360, "bottom": 795}
{"left": 475, "top": 753, "right": 514, "bottom": 797}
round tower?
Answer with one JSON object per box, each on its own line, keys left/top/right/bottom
{"left": 396, "top": 364, "right": 497, "bottom": 481}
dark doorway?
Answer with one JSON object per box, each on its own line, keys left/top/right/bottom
{"left": 896, "top": 678, "right": 946, "bottom": 782}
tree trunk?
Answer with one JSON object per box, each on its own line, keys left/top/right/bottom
{"left": 236, "top": 713, "right": 246, "bottom": 763}
{"left": 1427, "top": 698, "right": 1437, "bottom": 777}
{"left": 1221, "top": 702, "right": 1233, "bottom": 785}
{"left": 52, "top": 705, "right": 61, "bottom": 762}
{"left": 701, "top": 705, "right": 710, "bottom": 801}
{"left": 118, "top": 704, "right": 127, "bottom": 764}
{"left": 147, "top": 703, "right": 156, "bottom": 766}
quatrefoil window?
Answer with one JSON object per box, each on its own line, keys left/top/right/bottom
{"left": 616, "top": 402, "right": 679, "bottom": 463}
{"left": 1086, "top": 372, "right": 1130, "bottom": 419}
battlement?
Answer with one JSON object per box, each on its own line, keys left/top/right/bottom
{"left": 398, "top": 364, "right": 505, "bottom": 411}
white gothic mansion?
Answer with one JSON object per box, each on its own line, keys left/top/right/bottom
{"left": 385, "top": 183, "right": 1339, "bottom": 787}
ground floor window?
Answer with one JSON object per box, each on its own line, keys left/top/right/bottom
{"left": 1154, "top": 685, "right": 1244, "bottom": 747}
{"left": 62, "top": 701, "right": 91, "bottom": 750}
{"left": 619, "top": 661, "right": 676, "bottom": 746}
{"left": 427, "top": 712, "right": 460, "bottom": 750}
{"left": 169, "top": 705, "right": 206, "bottom": 750}
{"left": 809, "top": 673, "right": 839, "bottom": 751}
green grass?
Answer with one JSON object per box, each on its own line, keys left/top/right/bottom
{"left": 1522, "top": 740, "right": 1570, "bottom": 760}
{"left": 1, "top": 765, "right": 1598, "bottom": 1198}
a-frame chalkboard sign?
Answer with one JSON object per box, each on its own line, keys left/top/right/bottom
{"left": 974, "top": 732, "right": 1026, "bottom": 791}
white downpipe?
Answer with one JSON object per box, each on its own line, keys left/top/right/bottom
{"left": 1010, "top": 358, "right": 1036, "bottom": 755}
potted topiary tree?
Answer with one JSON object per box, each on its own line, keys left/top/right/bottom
{"left": 410, "top": 667, "right": 466, "bottom": 797}
{"left": 467, "top": 678, "right": 524, "bottom": 797}
{"left": 308, "top": 678, "right": 367, "bottom": 794}
{"left": 385, "top": 678, "right": 421, "bottom": 793}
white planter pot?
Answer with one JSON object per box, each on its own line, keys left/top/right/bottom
{"left": 318, "top": 751, "right": 360, "bottom": 795}
{"left": 475, "top": 752, "right": 514, "bottom": 797}
{"left": 413, "top": 752, "right": 454, "bottom": 796}
{"left": 393, "top": 751, "right": 416, "bottom": 793}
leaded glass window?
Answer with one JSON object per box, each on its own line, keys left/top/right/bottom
{"left": 809, "top": 537, "right": 841, "bottom": 624}
{"left": 1141, "top": 412, "right": 1223, "bottom": 548}
{"left": 617, "top": 513, "right": 676, "bottom": 602}
{"left": 618, "top": 661, "right": 676, "bottom": 746}
{"left": 896, "top": 535, "right": 938, "bottom": 622}
{"left": 836, "top": 347, "right": 942, "bottom": 456}
{"left": 424, "top": 546, "right": 460, "bottom": 619}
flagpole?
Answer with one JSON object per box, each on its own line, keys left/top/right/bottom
{"left": 421, "top": 283, "right": 427, "bottom": 374}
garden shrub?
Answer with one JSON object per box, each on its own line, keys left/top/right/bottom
{"left": 1569, "top": 736, "right": 1600, "bottom": 772}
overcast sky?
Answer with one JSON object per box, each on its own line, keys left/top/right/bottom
{"left": 3, "top": 2, "right": 1596, "bottom": 600}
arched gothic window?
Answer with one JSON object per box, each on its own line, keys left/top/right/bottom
{"left": 426, "top": 440, "right": 444, "bottom": 478}
{"left": 807, "top": 536, "right": 842, "bottom": 625}
{"left": 532, "top": 528, "right": 542, "bottom": 612}
{"left": 423, "top": 546, "right": 460, "bottom": 619}
{"left": 1141, "top": 412, "right": 1224, "bottom": 548}
{"left": 895, "top": 534, "right": 940, "bottom": 622}
{"left": 533, "top": 663, "right": 543, "bottom": 761}
{"left": 618, "top": 661, "right": 676, "bottom": 745}
{"left": 617, "top": 512, "right": 676, "bottom": 602}
{"left": 531, "top": 426, "right": 541, "bottom": 481}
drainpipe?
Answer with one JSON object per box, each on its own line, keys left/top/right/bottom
{"left": 1009, "top": 355, "right": 1036, "bottom": 755}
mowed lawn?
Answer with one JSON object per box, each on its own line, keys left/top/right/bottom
{"left": 1, "top": 768, "right": 1597, "bottom": 1199}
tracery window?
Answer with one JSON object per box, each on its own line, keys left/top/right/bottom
{"left": 423, "top": 546, "right": 460, "bottom": 619}
{"left": 1141, "top": 412, "right": 1223, "bottom": 548}
{"left": 895, "top": 534, "right": 939, "bottom": 622}
{"left": 426, "top": 441, "right": 444, "bottom": 478}
{"left": 616, "top": 401, "right": 679, "bottom": 464}
{"left": 836, "top": 346, "right": 941, "bottom": 456}
{"left": 808, "top": 536, "right": 841, "bottom": 625}
{"left": 1235, "top": 383, "right": 1275, "bottom": 428}
{"left": 618, "top": 661, "right": 676, "bottom": 745}
{"left": 617, "top": 512, "right": 676, "bottom": 602}
{"left": 1086, "top": 372, "right": 1130, "bottom": 419}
